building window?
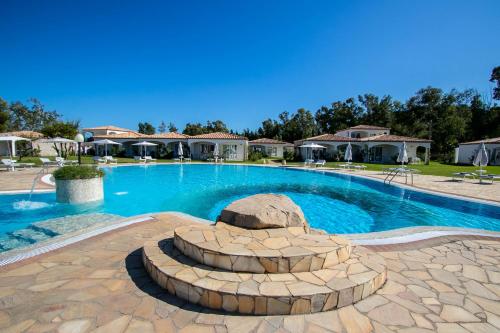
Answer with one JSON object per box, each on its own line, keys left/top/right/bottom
{"left": 266, "top": 147, "right": 277, "bottom": 157}
{"left": 223, "top": 145, "right": 238, "bottom": 160}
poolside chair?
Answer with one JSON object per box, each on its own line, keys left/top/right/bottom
{"left": 1, "top": 159, "right": 34, "bottom": 171}
{"left": 304, "top": 159, "right": 314, "bottom": 167}
{"left": 39, "top": 157, "right": 59, "bottom": 171}
{"left": 144, "top": 156, "right": 157, "bottom": 163}
{"left": 184, "top": 157, "right": 192, "bottom": 162}
{"left": 353, "top": 164, "right": 367, "bottom": 171}
{"left": 451, "top": 172, "right": 476, "bottom": 181}
{"left": 479, "top": 174, "right": 500, "bottom": 184}
{"left": 134, "top": 156, "right": 146, "bottom": 162}
{"left": 93, "top": 156, "right": 106, "bottom": 164}
{"left": 55, "top": 157, "right": 78, "bottom": 166}
{"left": 104, "top": 156, "right": 118, "bottom": 164}
{"left": 314, "top": 160, "right": 326, "bottom": 167}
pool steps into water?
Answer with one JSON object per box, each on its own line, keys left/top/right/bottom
{"left": 0, "top": 213, "right": 122, "bottom": 252}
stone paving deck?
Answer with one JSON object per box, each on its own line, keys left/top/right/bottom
{"left": 323, "top": 168, "right": 500, "bottom": 203}
{"left": 174, "top": 222, "right": 352, "bottom": 273}
{"left": 0, "top": 213, "right": 499, "bottom": 332}
{"left": 0, "top": 167, "right": 55, "bottom": 192}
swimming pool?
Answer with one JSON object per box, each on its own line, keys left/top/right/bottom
{"left": 1, "top": 164, "right": 499, "bottom": 251}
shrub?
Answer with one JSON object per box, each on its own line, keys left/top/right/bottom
{"left": 248, "top": 151, "right": 263, "bottom": 161}
{"left": 53, "top": 165, "right": 104, "bottom": 180}
{"left": 283, "top": 150, "right": 295, "bottom": 161}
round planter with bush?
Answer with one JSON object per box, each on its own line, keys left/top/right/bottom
{"left": 53, "top": 166, "right": 105, "bottom": 204}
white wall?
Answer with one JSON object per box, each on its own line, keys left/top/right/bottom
{"left": 249, "top": 144, "right": 285, "bottom": 158}
{"left": 457, "top": 143, "right": 500, "bottom": 165}
{"left": 188, "top": 139, "right": 247, "bottom": 161}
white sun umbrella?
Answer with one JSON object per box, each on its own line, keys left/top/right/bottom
{"left": 397, "top": 141, "right": 408, "bottom": 167}
{"left": 177, "top": 141, "right": 184, "bottom": 158}
{"left": 213, "top": 143, "right": 219, "bottom": 158}
{"left": 298, "top": 143, "right": 325, "bottom": 161}
{"left": 132, "top": 141, "right": 157, "bottom": 157}
{"left": 93, "top": 139, "right": 122, "bottom": 157}
{"left": 473, "top": 141, "right": 489, "bottom": 173}
{"left": 344, "top": 142, "right": 353, "bottom": 163}
{"left": 0, "top": 136, "right": 30, "bottom": 159}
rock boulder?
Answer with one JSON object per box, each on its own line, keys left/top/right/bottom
{"left": 218, "top": 194, "right": 309, "bottom": 230}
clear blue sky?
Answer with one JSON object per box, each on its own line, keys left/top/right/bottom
{"left": 1, "top": 0, "right": 499, "bottom": 132}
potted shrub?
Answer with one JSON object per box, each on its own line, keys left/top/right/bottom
{"left": 53, "top": 165, "right": 105, "bottom": 203}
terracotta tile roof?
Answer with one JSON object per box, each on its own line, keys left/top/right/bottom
{"left": 93, "top": 132, "right": 144, "bottom": 139}
{"left": 303, "top": 134, "right": 357, "bottom": 142}
{"left": 145, "top": 132, "right": 190, "bottom": 139}
{"left": 82, "top": 125, "right": 135, "bottom": 132}
{"left": 189, "top": 132, "right": 247, "bottom": 140}
{"left": 93, "top": 132, "right": 189, "bottom": 140}
{"left": 249, "top": 138, "right": 291, "bottom": 145}
{"left": 0, "top": 131, "right": 44, "bottom": 139}
{"left": 300, "top": 133, "right": 431, "bottom": 144}
{"left": 460, "top": 137, "right": 500, "bottom": 145}
{"left": 360, "top": 134, "right": 432, "bottom": 143}
{"left": 347, "top": 125, "right": 390, "bottom": 130}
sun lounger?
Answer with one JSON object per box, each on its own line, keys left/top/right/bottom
{"left": 104, "top": 156, "right": 118, "bottom": 164}
{"left": 314, "top": 160, "right": 326, "bottom": 167}
{"left": 134, "top": 156, "right": 146, "bottom": 162}
{"left": 353, "top": 165, "right": 367, "bottom": 170}
{"left": 1, "top": 159, "right": 34, "bottom": 171}
{"left": 144, "top": 156, "right": 156, "bottom": 163}
{"left": 479, "top": 174, "right": 500, "bottom": 184}
{"left": 55, "top": 157, "right": 78, "bottom": 165}
{"left": 451, "top": 172, "right": 476, "bottom": 181}
{"left": 304, "top": 159, "right": 314, "bottom": 167}
{"left": 93, "top": 156, "right": 106, "bottom": 164}
{"left": 184, "top": 157, "right": 191, "bottom": 162}
{"left": 339, "top": 163, "right": 354, "bottom": 169}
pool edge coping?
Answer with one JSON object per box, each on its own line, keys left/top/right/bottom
{"left": 1, "top": 211, "right": 499, "bottom": 268}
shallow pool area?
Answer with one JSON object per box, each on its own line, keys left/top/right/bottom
{"left": 0, "top": 164, "right": 499, "bottom": 251}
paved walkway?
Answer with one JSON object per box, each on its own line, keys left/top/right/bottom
{"left": 322, "top": 168, "right": 500, "bottom": 203}
{"left": 0, "top": 167, "right": 55, "bottom": 192}
{"left": 0, "top": 213, "right": 498, "bottom": 333}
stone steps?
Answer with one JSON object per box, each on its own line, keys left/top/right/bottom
{"left": 174, "top": 222, "right": 352, "bottom": 273}
{"left": 142, "top": 232, "right": 387, "bottom": 315}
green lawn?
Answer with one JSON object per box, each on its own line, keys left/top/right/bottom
{"left": 11, "top": 156, "right": 500, "bottom": 178}
{"left": 285, "top": 160, "right": 500, "bottom": 177}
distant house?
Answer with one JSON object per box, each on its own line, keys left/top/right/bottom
{"left": 84, "top": 126, "right": 189, "bottom": 158}
{"left": 0, "top": 131, "right": 48, "bottom": 156}
{"left": 188, "top": 132, "right": 248, "bottom": 161}
{"left": 296, "top": 125, "right": 431, "bottom": 164}
{"left": 455, "top": 137, "right": 500, "bottom": 165}
{"left": 248, "top": 138, "right": 293, "bottom": 158}
{"left": 84, "top": 126, "right": 248, "bottom": 160}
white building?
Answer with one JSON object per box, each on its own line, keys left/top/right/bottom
{"left": 456, "top": 137, "right": 500, "bottom": 165}
{"left": 84, "top": 126, "right": 248, "bottom": 161}
{"left": 296, "top": 125, "right": 431, "bottom": 164}
{"left": 188, "top": 132, "right": 248, "bottom": 161}
{"left": 248, "top": 138, "right": 293, "bottom": 158}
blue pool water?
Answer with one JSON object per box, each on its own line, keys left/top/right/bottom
{"left": 1, "top": 164, "right": 499, "bottom": 243}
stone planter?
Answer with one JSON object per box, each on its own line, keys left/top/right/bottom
{"left": 55, "top": 177, "right": 104, "bottom": 204}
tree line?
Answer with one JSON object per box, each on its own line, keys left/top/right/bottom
{"left": 1, "top": 66, "right": 499, "bottom": 162}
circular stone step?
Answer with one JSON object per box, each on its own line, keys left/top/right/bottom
{"left": 142, "top": 232, "right": 387, "bottom": 315}
{"left": 173, "top": 222, "right": 352, "bottom": 273}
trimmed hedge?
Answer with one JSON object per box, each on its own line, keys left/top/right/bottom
{"left": 53, "top": 165, "right": 104, "bottom": 180}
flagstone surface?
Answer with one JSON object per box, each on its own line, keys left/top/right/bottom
{"left": 0, "top": 213, "right": 499, "bottom": 332}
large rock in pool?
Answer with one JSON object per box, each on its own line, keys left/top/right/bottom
{"left": 218, "top": 194, "right": 309, "bottom": 230}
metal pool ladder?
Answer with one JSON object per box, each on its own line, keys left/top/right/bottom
{"left": 384, "top": 167, "right": 414, "bottom": 185}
